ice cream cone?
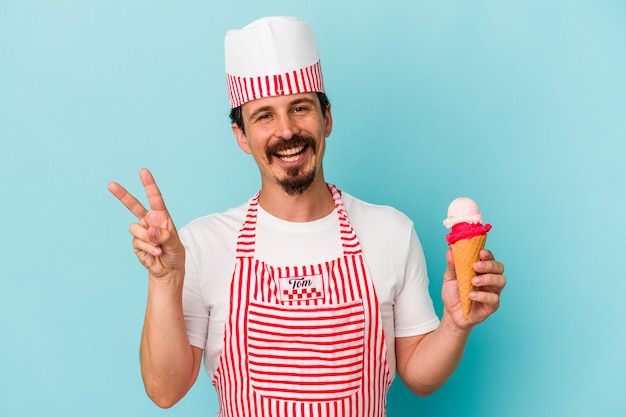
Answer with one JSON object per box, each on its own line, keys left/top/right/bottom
{"left": 450, "top": 234, "right": 487, "bottom": 320}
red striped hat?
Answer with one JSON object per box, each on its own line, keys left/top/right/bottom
{"left": 224, "top": 16, "right": 325, "bottom": 109}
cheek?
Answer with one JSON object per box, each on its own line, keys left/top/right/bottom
{"left": 316, "top": 139, "right": 326, "bottom": 156}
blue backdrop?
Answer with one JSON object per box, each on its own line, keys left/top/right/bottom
{"left": 1, "top": 1, "right": 625, "bottom": 416}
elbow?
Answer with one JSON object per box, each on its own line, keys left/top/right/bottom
{"left": 398, "top": 373, "right": 444, "bottom": 397}
{"left": 410, "top": 385, "right": 440, "bottom": 397}
{"left": 143, "top": 382, "right": 187, "bottom": 409}
{"left": 140, "top": 361, "right": 200, "bottom": 409}
{"left": 141, "top": 361, "right": 199, "bottom": 409}
{"left": 146, "top": 390, "right": 183, "bottom": 409}
{"left": 153, "top": 399, "right": 176, "bottom": 409}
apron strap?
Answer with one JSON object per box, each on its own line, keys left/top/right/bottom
{"left": 330, "top": 184, "right": 363, "bottom": 256}
{"left": 235, "top": 184, "right": 363, "bottom": 257}
{"left": 235, "top": 192, "right": 260, "bottom": 257}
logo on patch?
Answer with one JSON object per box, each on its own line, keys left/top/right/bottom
{"left": 278, "top": 274, "right": 324, "bottom": 302}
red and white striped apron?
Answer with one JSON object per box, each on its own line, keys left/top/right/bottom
{"left": 213, "top": 185, "right": 391, "bottom": 416}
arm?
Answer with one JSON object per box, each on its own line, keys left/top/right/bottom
{"left": 109, "top": 168, "right": 202, "bottom": 408}
{"left": 140, "top": 270, "right": 203, "bottom": 408}
{"left": 395, "top": 248, "right": 506, "bottom": 396}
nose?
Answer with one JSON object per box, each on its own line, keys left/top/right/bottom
{"left": 274, "top": 113, "right": 300, "bottom": 140}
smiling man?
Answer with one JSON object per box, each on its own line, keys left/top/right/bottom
{"left": 233, "top": 93, "right": 331, "bottom": 200}
{"left": 109, "top": 16, "right": 506, "bottom": 416}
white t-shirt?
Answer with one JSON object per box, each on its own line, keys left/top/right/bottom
{"left": 180, "top": 191, "right": 440, "bottom": 382}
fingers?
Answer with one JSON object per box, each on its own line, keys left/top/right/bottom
{"left": 474, "top": 259, "right": 505, "bottom": 276}
{"left": 479, "top": 248, "right": 494, "bottom": 261}
{"left": 472, "top": 248, "right": 507, "bottom": 297}
{"left": 108, "top": 181, "right": 148, "bottom": 220}
{"left": 133, "top": 235, "right": 163, "bottom": 257}
{"left": 139, "top": 168, "right": 168, "bottom": 212}
{"left": 475, "top": 249, "right": 505, "bottom": 274}
{"left": 472, "top": 272, "right": 506, "bottom": 293}
{"left": 445, "top": 248, "right": 505, "bottom": 285}
{"left": 469, "top": 287, "right": 500, "bottom": 309}
{"left": 108, "top": 168, "right": 170, "bottom": 220}
{"left": 130, "top": 222, "right": 171, "bottom": 245}
{"left": 129, "top": 223, "right": 171, "bottom": 256}
{"left": 441, "top": 247, "right": 506, "bottom": 323}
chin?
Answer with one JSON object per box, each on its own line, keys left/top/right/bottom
{"left": 278, "top": 169, "right": 316, "bottom": 195}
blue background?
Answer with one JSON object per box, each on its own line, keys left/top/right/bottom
{"left": 1, "top": 0, "right": 625, "bottom": 416}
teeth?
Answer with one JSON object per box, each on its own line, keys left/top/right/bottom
{"left": 281, "top": 154, "right": 301, "bottom": 162}
{"left": 276, "top": 145, "right": 306, "bottom": 162}
{"left": 276, "top": 146, "right": 304, "bottom": 157}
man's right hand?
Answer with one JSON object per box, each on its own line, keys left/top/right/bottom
{"left": 109, "top": 169, "right": 199, "bottom": 407}
{"left": 108, "top": 168, "right": 185, "bottom": 279}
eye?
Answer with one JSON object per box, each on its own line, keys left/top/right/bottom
{"left": 293, "top": 105, "right": 309, "bottom": 114}
{"left": 256, "top": 113, "right": 271, "bottom": 121}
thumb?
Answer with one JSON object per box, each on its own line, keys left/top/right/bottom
{"left": 444, "top": 248, "right": 457, "bottom": 282}
{"left": 147, "top": 225, "right": 162, "bottom": 242}
{"left": 147, "top": 225, "right": 173, "bottom": 247}
{"left": 146, "top": 225, "right": 182, "bottom": 254}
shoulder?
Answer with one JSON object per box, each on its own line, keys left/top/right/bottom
{"left": 341, "top": 191, "right": 414, "bottom": 234}
{"left": 178, "top": 201, "right": 249, "bottom": 248}
{"left": 339, "top": 190, "right": 417, "bottom": 260}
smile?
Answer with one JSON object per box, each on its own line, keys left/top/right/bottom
{"left": 275, "top": 145, "right": 307, "bottom": 163}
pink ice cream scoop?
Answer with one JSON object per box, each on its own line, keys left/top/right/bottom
{"left": 444, "top": 197, "right": 492, "bottom": 245}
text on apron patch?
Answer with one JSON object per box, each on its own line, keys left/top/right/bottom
{"left": 278, "top": 273, "right": 325, "bottom": 303}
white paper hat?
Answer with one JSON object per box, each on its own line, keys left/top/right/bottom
{"left": 225, "top": 16, "right": 325, "bottom": 109}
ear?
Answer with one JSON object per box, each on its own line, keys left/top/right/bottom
{"left": 323, "top": 103, "right": 333, "bottom": 138}
{"left": 232, "top": 123, "right": 251, "bottom": 154}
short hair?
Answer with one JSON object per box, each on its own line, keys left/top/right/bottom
{"left": 229, "top": 92, "right": 330, "bottom": 135}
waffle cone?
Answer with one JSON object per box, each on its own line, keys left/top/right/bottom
{"left": 450, "top": 234, "right": 487, "bottom": 320}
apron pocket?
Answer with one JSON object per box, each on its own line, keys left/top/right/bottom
{"left": 247, "top": 299, "right": 365, "bottom": 402}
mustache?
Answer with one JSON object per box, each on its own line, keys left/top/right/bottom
{"left": 265, "top": 135, "right": 317, "bottom": 160}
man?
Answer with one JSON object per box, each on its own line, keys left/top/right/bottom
{"left": 109, "top": 16, "right": 506, "bottom": 416}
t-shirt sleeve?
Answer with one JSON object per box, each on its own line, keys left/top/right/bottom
{"left": 393, "top": 226, "right": 440, "bottom": 337}
{"left": 180, "top": 228, "right": 209, "bottom": 349}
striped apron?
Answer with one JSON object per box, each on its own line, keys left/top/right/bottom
{"left": 213, "top": 185, "right": 391, "bottom": 416}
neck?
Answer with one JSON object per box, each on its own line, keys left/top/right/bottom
{"left": 257, "top": 174, "right": 335, "bottom": 222}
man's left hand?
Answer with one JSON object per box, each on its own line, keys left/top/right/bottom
{"left": 442, "top": 248, "right": 506, "bottom": 329}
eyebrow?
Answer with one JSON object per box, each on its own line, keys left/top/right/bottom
{"left": 246, "top": 97, "right": 317, "bottom": 121}
{"left": 246, "top": 106, "right": 272, "bottom": 122}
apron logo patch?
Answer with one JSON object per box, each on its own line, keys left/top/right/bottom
{"left": 278, "top": 274, "right": 324, "bottom": 302}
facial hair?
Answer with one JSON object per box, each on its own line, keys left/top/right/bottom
{"left": 265, "top": 135, "right": 318, "bottom": 195}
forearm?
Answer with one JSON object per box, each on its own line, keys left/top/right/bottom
{"left": 140, "top": 271, "right": 196, "bottom": 408}
{"left": 397, "top": 314, "right": 471, "bottom": 396}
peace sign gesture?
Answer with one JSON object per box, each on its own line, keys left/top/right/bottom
{"left": 108, "top": 168, "right": 185, "bottom": 279}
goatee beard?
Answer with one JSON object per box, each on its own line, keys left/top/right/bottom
{"left": 277, "top": 167, "right": 316, "bottom": 195}
{"left": 266, "top": 135, "right": 318, "bottom": 195}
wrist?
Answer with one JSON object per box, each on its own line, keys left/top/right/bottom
{"left": 148, "top": 269, "right": 185, "bottom": 292}
{"left": 440, "top": 313, "right": 473, "bottom": 339}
